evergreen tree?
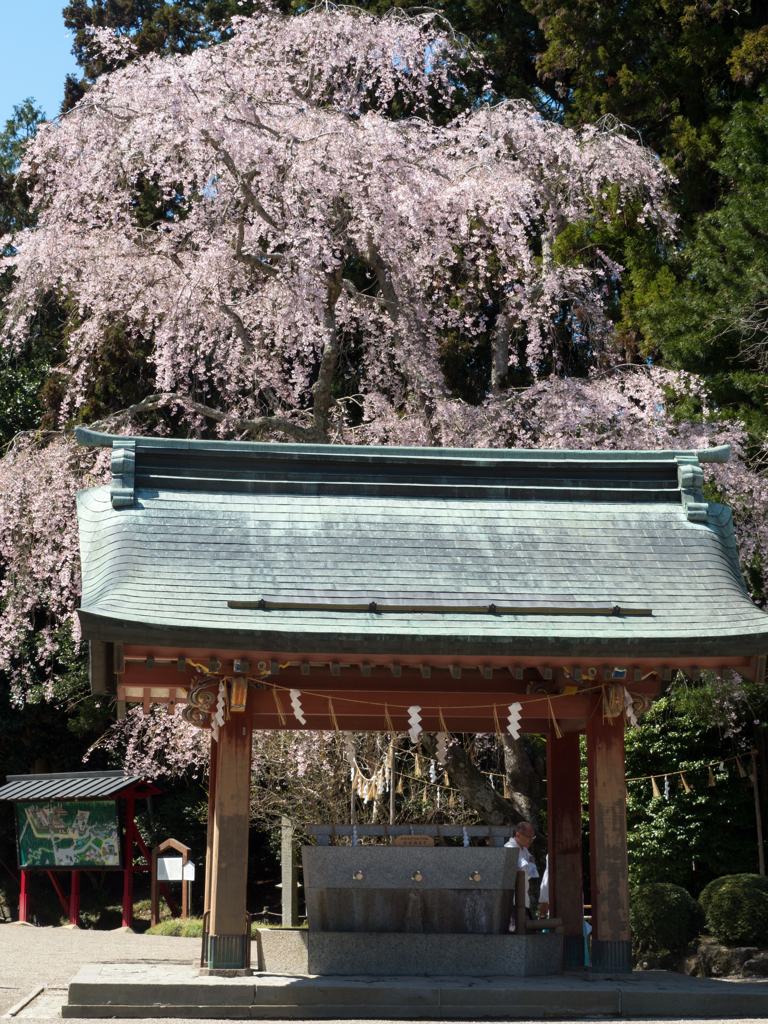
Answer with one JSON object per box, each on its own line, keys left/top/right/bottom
{"left": 522, "top": 0, "right": 768, "bottom": 429}
{"left": 524, "top": 0, "right": 768, "bottom": 215}
{"left": 0, "top": 101, "right": 66, "bottom": 446}
{"left": 644, "top": 90, "right": 768, "bottom": 436}
{"left": 626, "top": 683, "right": 767, "bottom": 896}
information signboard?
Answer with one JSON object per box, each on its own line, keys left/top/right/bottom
{"left": 16, "top": 799, "right": 122, "bottom": 869}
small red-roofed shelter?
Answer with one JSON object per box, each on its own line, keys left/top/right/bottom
{"left": 0, "top": 770, "right": 163, "bottom": 927}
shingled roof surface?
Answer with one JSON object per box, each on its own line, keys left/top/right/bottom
{"left": 74, "top": 429, "right": 768, "bottom": 658}
{"left": 0, "top": 770, "right": 147, "bottom": 801}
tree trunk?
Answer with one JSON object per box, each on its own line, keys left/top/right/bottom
{"left": 490, "top": 312, "right": 511, "bottom": 396}
{"left": 503, "top": 735, "right": 542, "bottom": 829}
{"left": 420, "top": 734, "right": 544, "bottom": 830}
{"left": 418, "top": 735, "right": 515, "bottom": 825}
{"left": 311, "top": 269, "right": 343, "bottom": 438}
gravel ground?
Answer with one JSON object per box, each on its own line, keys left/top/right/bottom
{"left": 0, "top": 923, "right": 198, "bottom": 1018}
{"left": 1, "top": 922, "right": 766, "bottom": 1024}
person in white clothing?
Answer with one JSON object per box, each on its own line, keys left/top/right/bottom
{"left": 538, "top": 855, "right": 549, "bottom": 917}
{"left": 504, "top": 821, "right": 539, "bottom": 912}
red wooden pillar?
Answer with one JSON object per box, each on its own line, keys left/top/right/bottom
{"left": 70, "top": 870, "right": 81, "bottom": 926}
{"left": 204, "top": 735, "right": 219, "bottom": 917}
{"left": 122, "top": 793, "right": 136, "bottom": 928}
{"left": 19, "top": 870, "right": 29, "bottom": 922}
{"left": 547, "top": 731, "right": 585, "bottom": 967}
{"left": 206, "top": 698, "right": 254, "bottom": 970}
{"left": 587, "top": 713, "right": 631, "bottom": 973}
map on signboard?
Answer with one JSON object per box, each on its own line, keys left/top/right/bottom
{"left": 16, "top": 800, "right": 122, "bottom": 869}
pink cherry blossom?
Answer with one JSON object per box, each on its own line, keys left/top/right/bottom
{"left": 0, "top": 8, "right": 763, "bottom": 771}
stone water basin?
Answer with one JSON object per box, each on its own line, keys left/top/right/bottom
{"left": 303, "top": 845, "right": 517, "bottom": 934}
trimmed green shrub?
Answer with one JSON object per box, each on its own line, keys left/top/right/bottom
{"left": 699, "top": 874, "right": 768, "bottom": 946}
{"left": 146, "top": 917, "right": 204, "bottom": 937}
{"left": 630, "top": 882, "right": 706, "bottom": 955}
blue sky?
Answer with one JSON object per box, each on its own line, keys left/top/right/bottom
{"left": 1, "top": 0, "right": 79, "bottom": 128}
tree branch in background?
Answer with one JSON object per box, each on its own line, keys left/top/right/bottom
{"left": 89, "top": 391, "right": 328, "bottom": 444}
{"left": 420, "top": 734, "right": 523, "bottom": 826}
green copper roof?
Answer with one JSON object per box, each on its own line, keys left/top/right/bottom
{"left": 74, "top": 429, "right": 768, "bottom": 658}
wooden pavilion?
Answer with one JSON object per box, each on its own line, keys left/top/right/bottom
{"left": 74, "top": 427, "right": 768, "bottom": 973}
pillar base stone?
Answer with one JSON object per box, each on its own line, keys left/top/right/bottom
{"left": 198, "top": 968, "right": 254, "bottom": 977}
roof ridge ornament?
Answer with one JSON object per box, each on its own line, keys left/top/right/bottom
{"left": 695, "top": 445, "right": 730, "bottom": 464}
{"left": 110, "top": 440, "right": 136, "bottom": 509}
{"left": 676, "top": 455, "right": 708, "bottom": 522}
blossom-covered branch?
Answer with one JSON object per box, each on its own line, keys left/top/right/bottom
{"left": 2, "top": 8, "right": 674, "bottom": 441}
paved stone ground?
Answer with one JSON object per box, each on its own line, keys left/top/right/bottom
{"left": 0, "top": 923, "right": 199, "bottom": 1019}
{"left": 1, "top": 923, "right": 767, "bottom": 1023}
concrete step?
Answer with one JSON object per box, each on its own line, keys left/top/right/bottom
{"left": 60, "top": 963, "right": 768, "bottom": 1019}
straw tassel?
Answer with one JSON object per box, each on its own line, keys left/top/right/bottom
{"left": 652, "top": 777, "right": 662, "bottom": 799}
{"left": 547, "top": 697, "right": 564, "bottom": 739}
{"left": 681, "top": 773, "right": 692, "bottom": 794}
{"left": 493, "top": 705, "right": 504, "bottom": 740}
{"left": 327, "top": 697, "right": 340, "bottom": 733}
{"left": 384, "top": 704, "right": 395, "bottom": 735}
{"left": 438, "top": 707, "right": 450, "bottom": 735}
{"left": 396, "top": 777, "right": 404, "bottom": 795}
{"left": 708, "top": 766, "right": 716, "bottom": 787}
{"left": 271, "top": 687, "right": 287, "bottom": 726}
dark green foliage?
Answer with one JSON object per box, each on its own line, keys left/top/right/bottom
{"left": 1, "top": 99, "right": 44, "bottom": 249}
{"left": 523, "top": 0, "right": 766, "bottom": 215}
{"left": 699, "top": 874, "right": 768, "bottom": 947}
{"left": 0, "top": 101, "right": 71, "bottom": 446}
{"left": 520, "top": 0, "right": 768, "bottom": 423}
{"left": 643, "top": 89, "right": 768, "bottom": 436}
{"left": 625, "top": 694, "right": 763, "bottom": 896}
{"left": 630, "top": 882, "right": 705, "bottom": 956}
{"left": 0, "top": 99, "right": 45, "bottom": 176}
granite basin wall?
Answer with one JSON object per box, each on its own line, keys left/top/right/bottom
{"left": 305, "top": 932, "right": 563, "bottom": 977}
{"left": 252, "top": 928, "right": 563, "bottom": 978}
{"left": 255, "top": 928, "right": 309, "bottom": 975}
{"left": 303, "top": 846, "right": 516, "bottom": 935}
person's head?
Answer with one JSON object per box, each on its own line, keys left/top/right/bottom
{"left": 513, "top": 821, "right": 535, "bottom": 848}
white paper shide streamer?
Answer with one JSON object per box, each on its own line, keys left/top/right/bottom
{"left": 623, "top": 687, "right": 638, "bottom": 728}
{"left": 507, "top": 703, "right": 522, "bottom": 740}
{"left": 211, "top": 681, "right": 227, "bottom": 742}
{"left": 290, "top": 689, "right": 306, "bottom": 725}
{"left": 407, "top": 705, "right": 422, "bottom": 744}
{"left": 343, "top": 731, "right": 356, "bottom": 781}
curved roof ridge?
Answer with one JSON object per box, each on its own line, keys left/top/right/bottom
{"left": 74, "top": 426, "right": 731, "bottom": 465}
